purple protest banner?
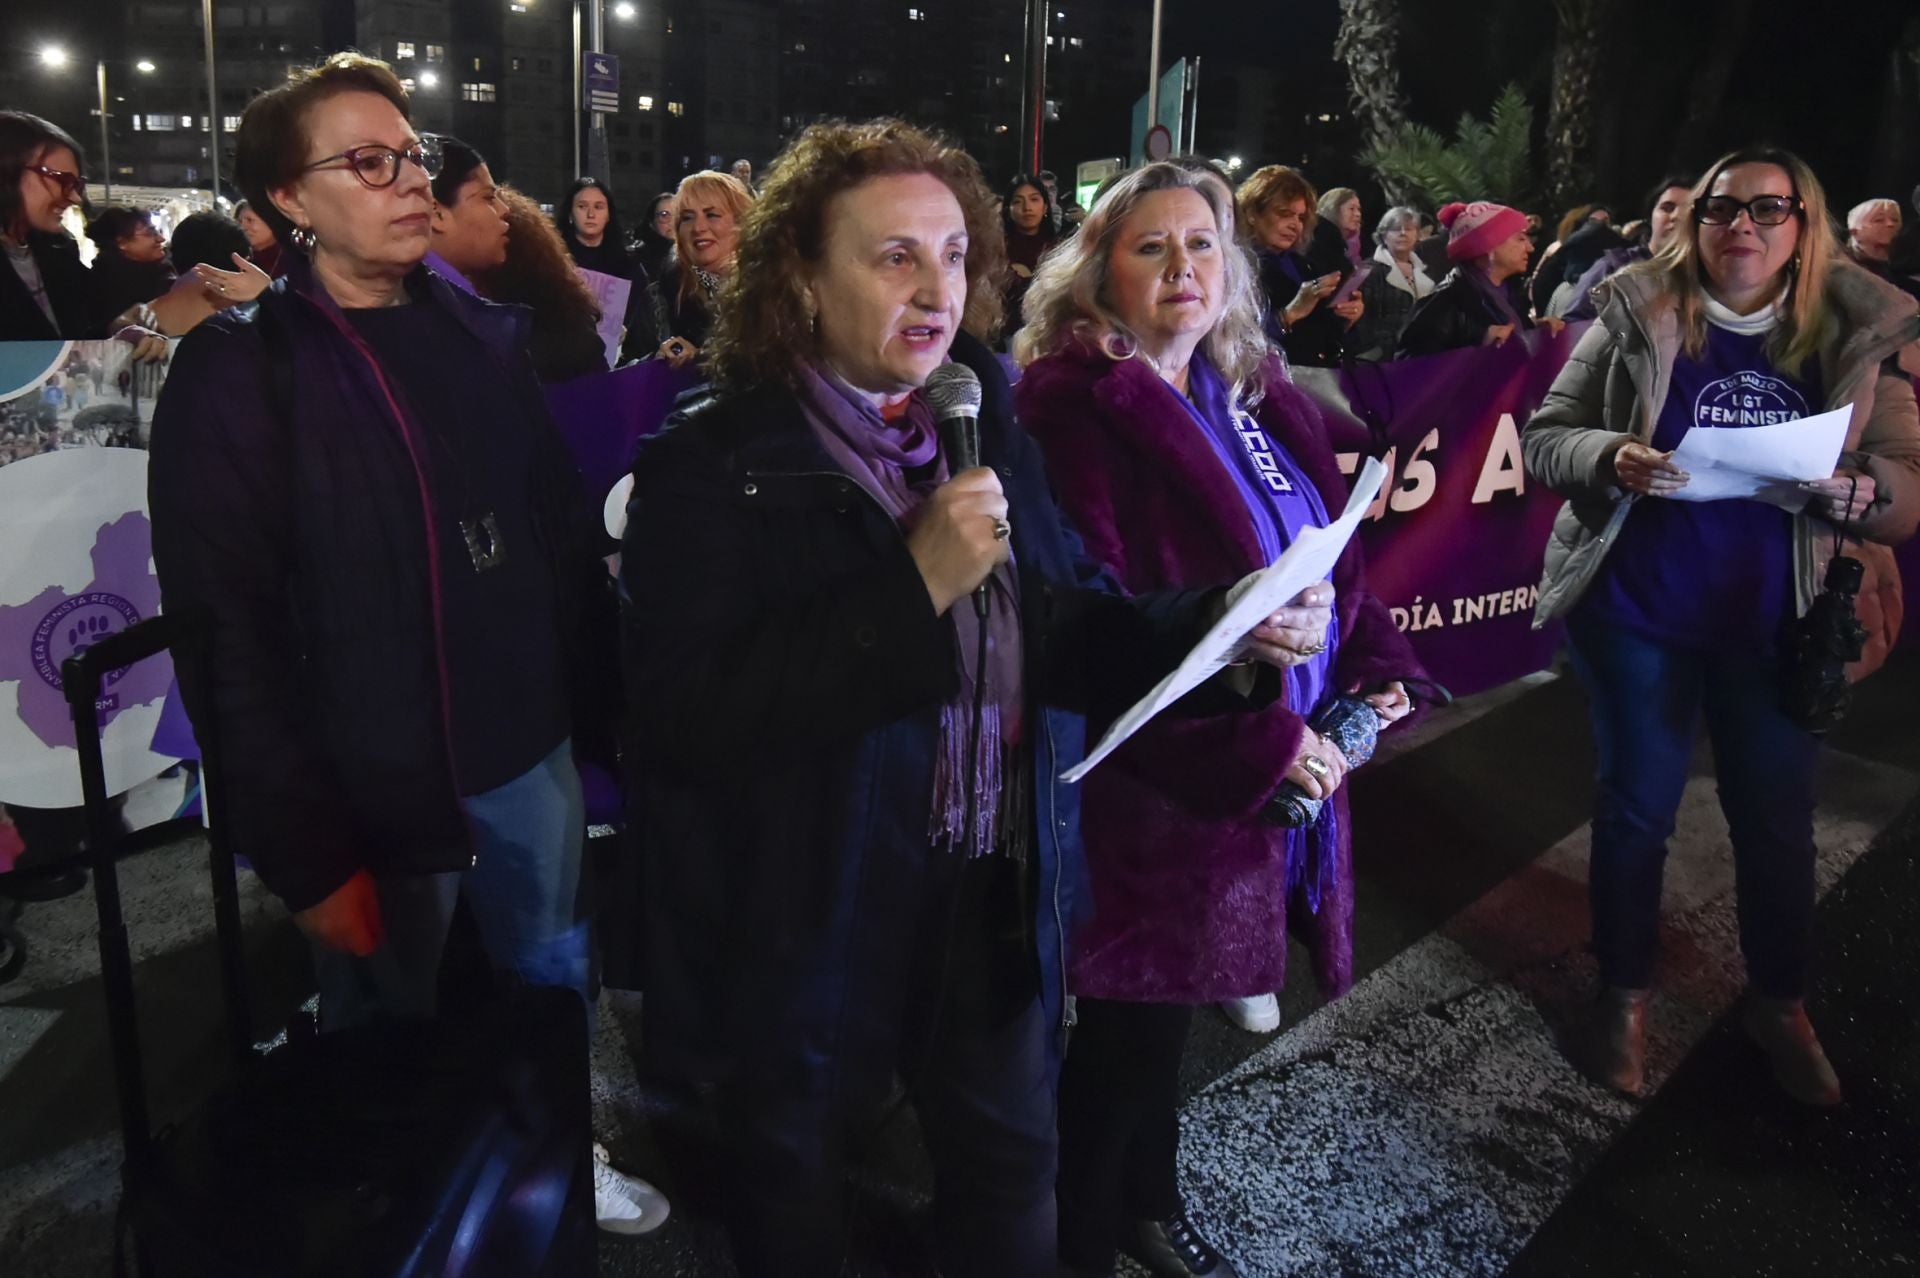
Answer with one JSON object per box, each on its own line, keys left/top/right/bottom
{"left": 1292, "top": 325, "right": 1588, "bottom": 697}
{"left": 544, "top": 359, "right": 704, "bottom": 509}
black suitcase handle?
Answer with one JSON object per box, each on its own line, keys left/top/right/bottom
{"left": 61, "top": 613, "right": 254, "bottom": 1178}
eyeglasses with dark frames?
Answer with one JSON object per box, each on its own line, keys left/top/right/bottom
{"left": 300, "top": 136, "right": 444, "bottom": 190}
{"left": 1694, "top": 194, "right": 1803, "bottom": 227}
{"left": 29, "top": 165, "right": 86, "bottom": 202}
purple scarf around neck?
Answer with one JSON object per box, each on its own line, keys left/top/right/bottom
{"left": 795, "top": 360, "right": 1028, "bottom": 859}
{"left": 1176, "top": 352, "right": 1346, "bottom": 913}
{"left": 1464, "top": 263, "right": 1524, "bottom": 331}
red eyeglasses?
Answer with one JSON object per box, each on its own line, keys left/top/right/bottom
{"left": 30, "top": 165, "right": 87, "bottom": 203}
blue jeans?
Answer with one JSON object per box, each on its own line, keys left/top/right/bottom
{"left": 314, "top": 739, "right": 593, "bottom": 1033}
{"left": 1567, "top": 615, "right": 1820, "bottom": 997}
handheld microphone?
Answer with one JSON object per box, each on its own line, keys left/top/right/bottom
{"left": 924, "top": 363, "right": 990, "bottom": 619}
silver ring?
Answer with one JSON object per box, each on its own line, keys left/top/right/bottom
{"left": 991, "top": 517, "right": 1012, "bottom": 541}
{"left": 1300, "top": 754, "right": 1331, "bottom": 782}
{"left": 1300, "top": 639, "right": 1328, "bottom": 657}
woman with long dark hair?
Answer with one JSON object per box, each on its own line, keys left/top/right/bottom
{"left": 1000, "top": 171, "right": 1057, "bottom": 345}
{"left": 634, "top": 190, "right": 676, "bottom": 279}
{"left": 0, "top": 111, "right": 98, "bottom": 339}
{"left": 476, "top": 188, "right": 609, "bottom": 383}
{"left": 558, "top": 175, "right": 650, "bottom": 363}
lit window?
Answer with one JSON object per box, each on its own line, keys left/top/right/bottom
{"left": 994, "top": 124, "right": 1008, "bottom": 134}
{"left": 460, "top": 82, "right": 497, "bottom": 102}
{"left": 223, "top": 115, "right": 241, "bottom": 132}
{"left": 667, "top": 101, "right": 685, "bottom": 116}
{"left": 146, "top": 113, "right": 177, "bottom": 131}
{"left": 1069, "top": 35, "right": 1082, "bottom": 47}
{"left": 425, "top": 44, "right": 445, "bottom": 62}
{"left": 181, "top": 115, "right": 194, "bottom": 129}
{"left": 1003, "top": 52, "right": 1011, "bottom": 63}
{"left": 131, "top": 115, "right": 142, "bottom": 132}
{"left": 908, "top": 7, "right": 924, "bottom": 18}
{"left": 400, "top": 78, "right": 418, "bottom": 92}
{"left": 637, "top": 94, "right": 655, "bottom": 110}
{"left": 472, "top": 57, "right": 483, "bottom": 71}
{"left": 511, "top": 56, "right": 525, "bottom": 71}
{"left": 396, "top": 41, "right": 416, "bottom": 59}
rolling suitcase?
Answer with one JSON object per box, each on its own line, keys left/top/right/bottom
{"left": 64, "top": 616, "right": 598, "bottom": 1277}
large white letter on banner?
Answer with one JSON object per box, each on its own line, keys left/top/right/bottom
{"left": 1472, "top": 412, "right": 1527, "bottom": 503}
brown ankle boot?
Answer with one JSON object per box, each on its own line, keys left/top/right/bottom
{"left": 1742, "top": 993, "right": 1842, "bottom": 1107}
{"left": 1579, "top": 987, "right": 1648, "bottom": 1096}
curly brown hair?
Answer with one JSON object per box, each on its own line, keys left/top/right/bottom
{"left": 704, "top": 118, "right": 1007, "bottom": 391}
{"left": 469, "top": 186, "right": 603, "bottom": 336}
{"left": 1237, "top": 165, "right": 1320, "bottom": 241}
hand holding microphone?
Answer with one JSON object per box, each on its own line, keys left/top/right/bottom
{"left": 915, "top": 364, "right": 1000, "bottom": 618}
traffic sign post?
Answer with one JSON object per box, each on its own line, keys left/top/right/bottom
{"left": 583, "top": 52, "right": 620, "bottom": 114}
{"left": 1144, "top": 124, "right": 1173, "bottom": 162}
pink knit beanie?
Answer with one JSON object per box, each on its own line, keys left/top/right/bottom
{"left": 1438, "top": 200, "right": 1528, "bottom": 263}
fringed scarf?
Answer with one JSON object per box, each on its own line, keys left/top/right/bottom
{"left": 795, "top": 361, "right": 1029, "bottom": 860}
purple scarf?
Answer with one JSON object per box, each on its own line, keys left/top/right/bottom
{"left": 1464, "top": 263, "right": 1525, "bottom": 331}
{"left": 796, "top": 361, "right": 1028, "bottom": 859}
{"left": 1175, "top": 353, "right": 1344, "bottom": 912}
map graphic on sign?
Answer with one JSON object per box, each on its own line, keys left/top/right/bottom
{"left": 0, "top": 509, "right": 167, "bottom": 751}
{"left": 0, "top": 394, "right": 179, "bottom": 807}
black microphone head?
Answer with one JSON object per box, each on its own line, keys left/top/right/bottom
{"left": 925, "top": 362, "right": 983, "bottom": 422}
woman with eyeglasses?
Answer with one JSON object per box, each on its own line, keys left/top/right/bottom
{"left": 84, "top": 206, "right": 178, "bottom": 334}
{"left": 1525, "top": 147, "right": 1920, "bottom": 1107}
{"left": 147, "top": 53, "right": 668, "bottom": 1235}
{"left": 0, "top": 111, "right": 102, "bottom": 340}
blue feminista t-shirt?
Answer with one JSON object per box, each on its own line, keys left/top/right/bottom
{"left": 1582, "top": 322, "right": 1823, "bottom": 650}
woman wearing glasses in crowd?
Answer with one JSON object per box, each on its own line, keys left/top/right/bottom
{"left": 146, "top": 53, "right": 667, "bottom": 1235}
{"left": 1525, "top": 148, "right": 1920, "bottom": 1107}
{"left": 1, "top": 111, "right": 103, "bottom": 340}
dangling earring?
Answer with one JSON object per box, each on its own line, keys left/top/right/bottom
{"left": 290, "top": 225, "right": 316, "bottom": 253}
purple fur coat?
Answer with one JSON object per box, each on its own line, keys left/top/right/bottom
{"left": 1016, "top": 343, "right": 1424, "bottom": 1004}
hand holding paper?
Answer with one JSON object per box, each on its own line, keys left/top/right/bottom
{"left": 1665, "top": 406, "right": 1850, "bottom": 512}
{"left": 1063, "top": 458, "right": 1389, "bottom": 784}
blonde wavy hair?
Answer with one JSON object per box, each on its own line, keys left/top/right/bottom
{"left": 670, "top": 170, "right": 755, "bottom": 309}
{"left": 1623, "top": 146, "right": 1839, "bottom": 379}
{"left": 1014, "top": 162, "right": 1271, "bottom": 401}
{"left": 702, "top": 118, "right": 1006, "bottom": 392}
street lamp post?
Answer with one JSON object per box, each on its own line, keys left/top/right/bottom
{"left": 95, "top": 61, "right": 112, "bottom": 203}
{"left": 203, "top": 0, "right": 221, "bottom": 202}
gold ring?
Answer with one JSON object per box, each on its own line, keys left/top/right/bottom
{"left": 1300, "top": 754, "right": 1331, "bottom": 782}
{"left": 1300, "top": 639, "right": 1328, "bottom": 656}
{"left": 991, "top": 517, "right": 1012, "bottom": 541}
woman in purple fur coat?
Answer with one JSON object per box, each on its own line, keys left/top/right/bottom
{"left": 1013, "top": 163, "right": 1426, "bottom": 1278}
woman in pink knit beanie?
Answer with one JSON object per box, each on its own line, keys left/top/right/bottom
{"left": 1395, "top": 200, "right": 1566, "bottom": 356}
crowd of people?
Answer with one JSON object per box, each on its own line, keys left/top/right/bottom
{"left": 6, "top": 47, "right": 1920, "bottom": 1278}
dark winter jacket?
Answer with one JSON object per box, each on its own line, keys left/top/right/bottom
{"left": 637, "top": 261, "right": 715, "bottom": 357}
{"left": 88, "top": 252, "right": 176, "bottom": 337}
{"left": 1016, "top": 345, "right": 1423, "bottom": 1002}
{"left": 0, "top": 231, "right": 104, "bottom": 340}
{"left": 619, "top": 330, "right": 1261, "bottom": 1086}
{"left": 1396, "top": 268, "right": 1535, "bottom": 359}
{"left": 149, "top": 253, "right": 615, "bottom": 913}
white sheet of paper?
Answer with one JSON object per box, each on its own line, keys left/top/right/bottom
{"left": 1666, "top": 406, "right": 1850, "bottom": 512}
{"left": 1062, "top": 457, "right": 1389, "bottom": 784}
{"left": 575, "top": 267, "right": 633, "bottom": 370}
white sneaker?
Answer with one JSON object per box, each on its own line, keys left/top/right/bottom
{"left": 1220, "top": 994, "right": 1281, "bottom": 1034}
{"left": 592, "top": 1141, "right": 671, "bottom": 1236}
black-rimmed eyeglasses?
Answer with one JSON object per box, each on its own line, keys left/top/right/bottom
{"left": 1694, "top": 194, "right": 1803, "bottom": 227}
{"left": 300, "top": 136, "right": 443, "bottom": 189}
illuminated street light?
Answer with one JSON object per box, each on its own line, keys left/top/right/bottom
{"left": 1226, "top": 155, "right": 1243, "bottom": 172}
{"left": 614, "top": 1, "right": 638, "bottom": 18}
{"left": 40, "top": 46, "right": 71, "bottom": 70}
{"left": 420, "top": 70, "right": 440, "bottom": 88}
{"left": 136, "top": 59, "right": 157, "bottom": 74}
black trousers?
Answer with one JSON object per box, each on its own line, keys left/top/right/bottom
{"left": 1056, "top": 997, "right": 1195, "bottom": 1273}
{"left": 717, "top": 856, "right": 1059, "bottom": 1278}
